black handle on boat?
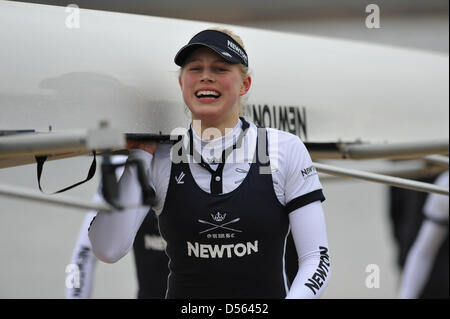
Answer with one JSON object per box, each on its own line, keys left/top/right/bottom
{"left": 101, "top": 152, "right": 156, "bottom": 210}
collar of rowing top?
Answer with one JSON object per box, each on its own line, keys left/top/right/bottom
{"left": 186, "top": 117, "right": 250, "bottom": 194}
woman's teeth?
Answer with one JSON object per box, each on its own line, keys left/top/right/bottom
{"left": 196, "top": 90, "right": 220, "bottom": 98}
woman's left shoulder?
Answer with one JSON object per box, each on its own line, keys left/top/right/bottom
{"left": 265, "top": 127, "right": 308, "bottom": 152}
{"left": 265, "top": 127, "right": 303, "bottom": 140}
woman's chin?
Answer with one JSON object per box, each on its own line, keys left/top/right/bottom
{"left": 188, "top": 102, "right": 238, "bottom": 125}
{"left": 191, "top": 107, "right": 223, "bottom": 120}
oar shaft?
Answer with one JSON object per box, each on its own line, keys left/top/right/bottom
{"left": 313, "top": 162, "right": 449, "bottom": 196}
{"left": 0, "top": 183, "right": 113, "bottom": 212}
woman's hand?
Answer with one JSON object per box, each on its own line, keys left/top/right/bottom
{"left": 126, "top": 140, "right": 158, "bottom": 155}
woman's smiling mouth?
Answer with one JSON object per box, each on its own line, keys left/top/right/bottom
{"left": 195, "top": 88, "right": 221, "bottom": 103}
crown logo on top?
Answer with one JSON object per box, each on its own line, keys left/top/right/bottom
{"left": 211, "top": 212, "right": 226, "bottom": 222}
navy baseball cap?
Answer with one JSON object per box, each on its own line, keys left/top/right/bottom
{"left": 174, "top": 30, "right": 248, "bottom": 67}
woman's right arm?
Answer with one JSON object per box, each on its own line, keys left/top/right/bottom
{"left": 88, "top": 147, "right": 155, "bottom": 263}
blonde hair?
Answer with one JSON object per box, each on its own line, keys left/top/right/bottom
{"left": 179, "top": 27, "right": 251, "bottom": 116}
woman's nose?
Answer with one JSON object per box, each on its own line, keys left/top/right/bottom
{"left": 200, "top": 69, "right": 214, "bottom": 82}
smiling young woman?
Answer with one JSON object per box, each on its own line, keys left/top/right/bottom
{"left": 88, "top": 28, "right": 331, "bottom": 299}
{"left": 178, "top": 28, "right": 251, "bottom": 138}
{"left": 179, "top": 47, "right": 251, "bottom": 137}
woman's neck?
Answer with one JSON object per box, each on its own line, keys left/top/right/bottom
{"left": 192, "top": 115, "right": 239, "bottom": 141}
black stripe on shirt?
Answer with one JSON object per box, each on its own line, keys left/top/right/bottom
{"left": 286, "top": 189, "right": 325, "bottom": 214}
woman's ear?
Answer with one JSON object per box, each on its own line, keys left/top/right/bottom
{"left": 240, "top": 75, "right": 251, "bottom": 96}
{"left": 178, "top": 75, "right": 183, "bottom": 89}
